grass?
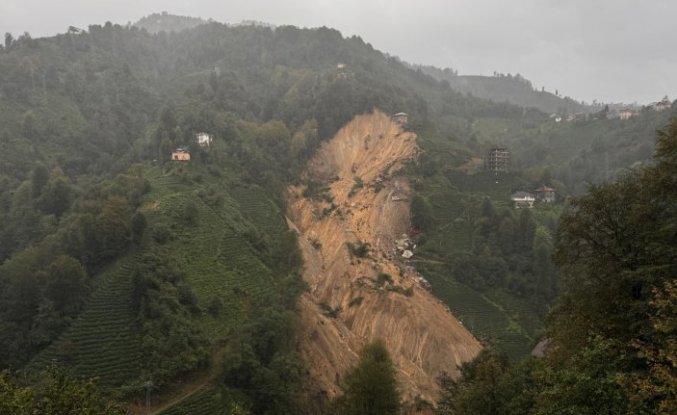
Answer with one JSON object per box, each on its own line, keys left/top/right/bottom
{"left": 28, "top": 255, "right": 143, "bottom": 387}
{"left": 418, "top": 263, "right": 537, "bottom": 359}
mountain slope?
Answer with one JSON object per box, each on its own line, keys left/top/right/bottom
{"left": 287, "top": 111, "right": 481, "bottom": 404}
{"left": 418, "top": 65, "right": 590, "bottom": 115}
{"left": 2, "top": 17, "right": 671, "bottom": 413}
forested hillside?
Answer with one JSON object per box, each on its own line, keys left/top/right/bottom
{"left": 417, "top": 65, "right": 590, "bottom": 116}
{"left": 0, "top": 15, "right": 674, "bottom": 413}
{"left": 437, "top": 118, "right": 677, "bottom": 415}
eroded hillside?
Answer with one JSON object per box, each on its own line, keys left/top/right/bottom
{"left": 287, "top": 111, "right": 481, "bottom": 405}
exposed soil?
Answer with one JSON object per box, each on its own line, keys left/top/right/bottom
{"left": 287, "top": 110, "right": 481, "bottom": 406}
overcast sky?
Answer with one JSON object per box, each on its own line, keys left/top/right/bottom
{"left": 2, "top": 0, "right": 675, "bottom": 104}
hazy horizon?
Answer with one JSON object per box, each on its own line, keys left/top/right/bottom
{"left": 1, "top": 0, "right": 675, "bottom": 105}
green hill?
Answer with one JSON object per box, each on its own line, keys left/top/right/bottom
{"left": 417, "top": 65, "right": 590, "bottom": 115}
{"left": 0, "top": 14, "right": 674, "bottom": 412}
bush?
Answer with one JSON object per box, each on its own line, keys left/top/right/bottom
{"left": 377, "top": 273, "right": 393, "bottom": 286}
{"left": 319, "top": 303, "right": 341, "bottom": 318}
{"left": 207, "top": 296, "right": 223, "bottom": 317}
{"left": 152, "top": 223, "right": 174, "bottom": 244}
{"left": 347, "top": 241, "right": 370, "bottom": 258}
{"left": 181, "top": 201, "right": 199, "bottom": 225}
{"left": 348, "top": 176, "right": 364, "bottom": 197}
{"left": 348, "top": 296, "right": 364, "bottom": 307}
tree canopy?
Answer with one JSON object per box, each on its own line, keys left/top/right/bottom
{"left": 331, "top": 339, "right": 401, "bottom": 415}
{"left": 437, "top": 117, "right": 677, "bottom": 415}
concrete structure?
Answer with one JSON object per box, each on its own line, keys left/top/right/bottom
{"left": 485, "top": 147, "right": 510, "bottom": 172}
{"left": 511, "top": 191, "right": 535, "bottom": 208}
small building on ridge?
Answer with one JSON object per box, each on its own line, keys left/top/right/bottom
{"left": 196, "top": 132, "right": 213, "bottom": 147}
{"left": 171, "top": 147, "right": 190, "bottom": 161}
{"left": 392, "top": 112, "right": 408, "bottom": 125}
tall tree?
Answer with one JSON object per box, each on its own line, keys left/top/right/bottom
{"left": 332, "top": 339, "right": 401, "bottom": 415}
{"left": 436, "top": 350, "right": 509, "bottom": 415}
{"left": 550, "top": 117, "right": 677, "bottom": 411}
{"left": 4, "top": 33, "right": 12, "bottom": 49}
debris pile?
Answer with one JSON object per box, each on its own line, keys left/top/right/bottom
{"left": 395, "top": 233, "right": 415, "bottom": 258}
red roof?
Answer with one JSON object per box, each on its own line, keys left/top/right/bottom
{"left": 536, "top": 185, "right": 555, "bottom": 192}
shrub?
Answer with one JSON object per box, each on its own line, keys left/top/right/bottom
{"left": 152, "top": 223, "right": 174, "bottom": 244}
{"left": 377, "top": 273, "right": 393, "bottom": 286}
{"left": 319, "top": 303, "right": 341, "bottom": 318}
{"left": 347, "top": 241, "right": 370, "bottom": 258}
{"left": 348, "top": 296, "right": 364, "bottom": 308}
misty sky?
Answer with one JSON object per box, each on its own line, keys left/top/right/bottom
{"left": 2, "top": 0, "right": 675, "bottom": 104}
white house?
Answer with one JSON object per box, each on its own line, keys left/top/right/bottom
{"left": 511, "top": 191, "right": 535, "bottom": 208}
{"left": 196, "top": 132, "right": 213, "bottom": 147}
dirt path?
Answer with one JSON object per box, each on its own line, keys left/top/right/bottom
{"left": 127, "top": 348, "right": 226, "bottom": 415}
{"left": 287, "top": 110, "right": 482, "bottom": 405}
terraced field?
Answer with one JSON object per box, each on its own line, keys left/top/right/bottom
{"left": 426, "top": 188, "right": 473, "bottom": 252}
{"left": 27, "top": 169, "right": 288, "bottom": 398}
{"left": 418, "top": 263, "right": 536, "bottom": 359}
{"left": 229, "top": 184, "right": 287, "bottom": 243}
{"left": 149, "top": 174, "right": 276, "bottom": 339}
{"left": 28, "top": 255, "right": 142, "bottom": 387}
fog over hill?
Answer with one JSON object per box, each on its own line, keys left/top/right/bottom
{"left": 2, "top": 1, "right": 676, "bottom": 103}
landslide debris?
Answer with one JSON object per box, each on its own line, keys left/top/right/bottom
{"left": 287, "top": 110, "right": 481, "bottom": 405}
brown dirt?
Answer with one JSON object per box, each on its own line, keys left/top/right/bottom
{"left": 287, "top": 110, "right": 481, "bottom": 406}
{"left": 139, "top": 200, "right": 160, "bottom": 212}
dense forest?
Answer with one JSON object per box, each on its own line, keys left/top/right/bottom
{"left": 0, "top": 13, "right": 675, "bottom": 414}
{"left": 437, "top": 119, "right": 677, "bottom": 415}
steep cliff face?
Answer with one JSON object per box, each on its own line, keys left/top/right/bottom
{"left": 287, "top": 111, "right": 481, "bottom": 405}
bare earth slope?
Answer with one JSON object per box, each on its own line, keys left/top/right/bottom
{"left": 287, "top": 111, "right": 481, "bottom": 405}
